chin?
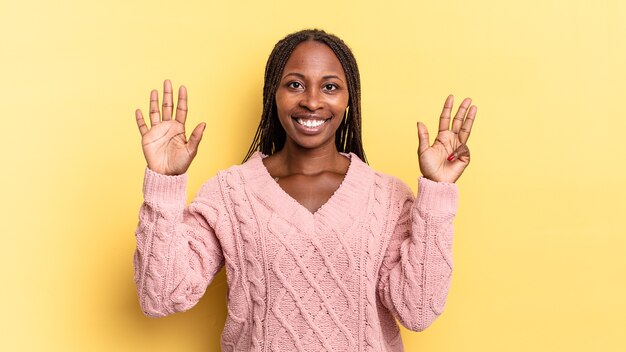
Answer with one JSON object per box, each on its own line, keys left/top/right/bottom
{"left": 287, "top": 135, "right": 337, "bottom": 151}
{"left": 292, "top": 139, "right": 329, "bottom": 150}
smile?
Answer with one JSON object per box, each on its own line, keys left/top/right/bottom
{"left": 295, "top": 118, "right": 330, "bottom": 128}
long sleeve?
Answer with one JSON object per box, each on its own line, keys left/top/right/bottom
{"left": 133, "top": 166, "right": 225, "bottom": 317}
{"left": 377, "top": 176, "right": 458, "bottom": 332}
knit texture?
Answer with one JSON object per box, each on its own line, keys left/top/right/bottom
{"left": 133, "top": 151, "right": 458, "bottom": 351}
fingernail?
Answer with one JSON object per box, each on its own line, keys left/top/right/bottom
{"left": 447, "top": 154, "right": 455, "bottom": 161}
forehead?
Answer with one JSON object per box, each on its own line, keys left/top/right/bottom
{"left": 282, "top": 40, "right": 346, "bottom": 78}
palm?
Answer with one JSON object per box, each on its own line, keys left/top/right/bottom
{"left": 417, "top": 95, "right": 477, "bottom": 183}
{"left": 142, "top": 120, "right": 195, "bottom": 175}
{"left": 135, "top": 80, "right": 206, "bottom": 176}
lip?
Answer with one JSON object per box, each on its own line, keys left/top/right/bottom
{"left": 291, "top": 115, "right": 332, "bottom": 135}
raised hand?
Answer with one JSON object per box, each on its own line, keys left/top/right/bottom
{"left": 417, "top": 95, "right": 477, "bottom": 183}
{"left": 135, "top": 80, "right": 206, "bottom": 176}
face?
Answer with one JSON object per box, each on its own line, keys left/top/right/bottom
{"left": 275, "top": 40, "right": 349, "bottom": 151}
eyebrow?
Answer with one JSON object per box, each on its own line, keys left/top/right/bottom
{"left": 282, "top": 72, "right": 345, "bottom": 82}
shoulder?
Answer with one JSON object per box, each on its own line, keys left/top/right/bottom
{"left": 196, "top": 152, "right": 267, "bottom": 201}
{"left": 357, "top": 163, "right": 416, "bottom": 220}
{"left": 189, "top": 159, "right": 255, "bottom": 230}
{"left": 192, "top": 174, "right": 224, "bottom": 210}
{"left": 369, "top": 168, "right": 415, "bottom": 203}
{"left": 347, "top": 153, "right": 414, "bottom": 204}
{"left": 360, "top": 168, "right": 415, "bottom": 227}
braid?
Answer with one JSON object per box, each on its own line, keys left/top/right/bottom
{"left": 243, "top": 29, "right": 367, "bottom": 163}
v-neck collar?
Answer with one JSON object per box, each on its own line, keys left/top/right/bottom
{"left": 260, "top": 152, "right": 354, "bottom": 216}
{"left": 239, "top": 151, "right": 374, "bottom": 233}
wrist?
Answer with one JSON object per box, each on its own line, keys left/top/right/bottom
{"left": 146, "top": 163, "right": 187, "bottom": 176}
{"left": 422, "top": 174, "right": 458, "bottom": 184}
{"left": 143, "top": 166, "right": 188, "bottom": 204}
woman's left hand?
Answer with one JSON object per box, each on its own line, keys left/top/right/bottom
{"left": 417, "top": 95, "right": 477, "bottom": 183}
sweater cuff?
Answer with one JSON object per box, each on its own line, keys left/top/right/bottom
{"left": 142, "top": 166, "right": 188, "bottom": 204}
{"left": 416, "top": 176, "right": 458, "bottom": 215}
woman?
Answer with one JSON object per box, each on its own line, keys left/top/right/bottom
{"left": 133, "top": 29, "right": 476, "bottom": 351}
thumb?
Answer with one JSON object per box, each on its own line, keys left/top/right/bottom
{"left": 417, "top": 121, "right": 430, "bottom": 155}
{"left": 187, "top": 122, "right": 206, "bottom": 156}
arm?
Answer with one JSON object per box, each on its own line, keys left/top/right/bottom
{"left": 377, "top": 177, "right": 458, "bottom": 331}
{"left": 133, "top": 166, "right": 225, "bottom": 317}
{"left": 377, "top": 93, "right": 474, "bottom": 329}
{"left": 133, "top": 80, "right": 221, "bottom": 317}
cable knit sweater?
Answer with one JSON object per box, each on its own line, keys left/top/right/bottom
{"left": 133, "top": 151, "right": 458, "bottom": 351}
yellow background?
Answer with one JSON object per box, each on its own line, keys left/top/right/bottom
{"left": 1, "top": 0, "right": 625, "bottom": 350}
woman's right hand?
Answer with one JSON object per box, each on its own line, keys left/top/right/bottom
{"left": 135, "top": 79, "right": 206, "bottom": 176}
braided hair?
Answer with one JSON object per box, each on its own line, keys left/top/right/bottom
{"left": 243, "top": 29, "right": 367, "bottom": 163}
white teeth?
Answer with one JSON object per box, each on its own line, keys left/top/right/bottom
{"left": 297, "top": 118, "right": 326, "bottom": 128}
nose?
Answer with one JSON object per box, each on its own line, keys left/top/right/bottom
{"left": 299, "top": 89, "right": 322, "bottom": 111}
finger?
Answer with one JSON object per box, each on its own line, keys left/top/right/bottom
{"left": 149, "top": 89, "right": 160, "bottom": 127}
{"left": 438, "top": 95, "right": 454, "bottom": 132}
{"left": 187, "top": 122, "right": 206, "bottom": 156}
{"left": 447, "top": 144, "right": 470, "bottom": 162}
{"left": 175, "top": 85, "right": 188, "bottom": 125}
{"left": 162, "top": 79, "right": 173, "bottom": 121}
{"left": 451, "top": 97, "right": 472, "bottom": 134}
{"left": 458, "top": 105, "right": 477, "bottom": 144}
{"left": 135, "top": 109, "right": 149, "bottom": 136}
{"left": 417, "top": 122, "right": 430, "bottom": 156}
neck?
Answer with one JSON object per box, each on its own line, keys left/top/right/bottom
{"left": 274, "top": 139, "right": 346, "bottom": 176}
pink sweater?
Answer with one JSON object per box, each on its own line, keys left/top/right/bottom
{"left": 134, "top": 151, "right": 458, "bottom": 351}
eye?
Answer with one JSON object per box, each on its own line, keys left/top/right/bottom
{"left": 287, "top": 81, "right": 303, "bottom": 89}
{"left": 323, "top": 83, "right": 338, "bottom": 92}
